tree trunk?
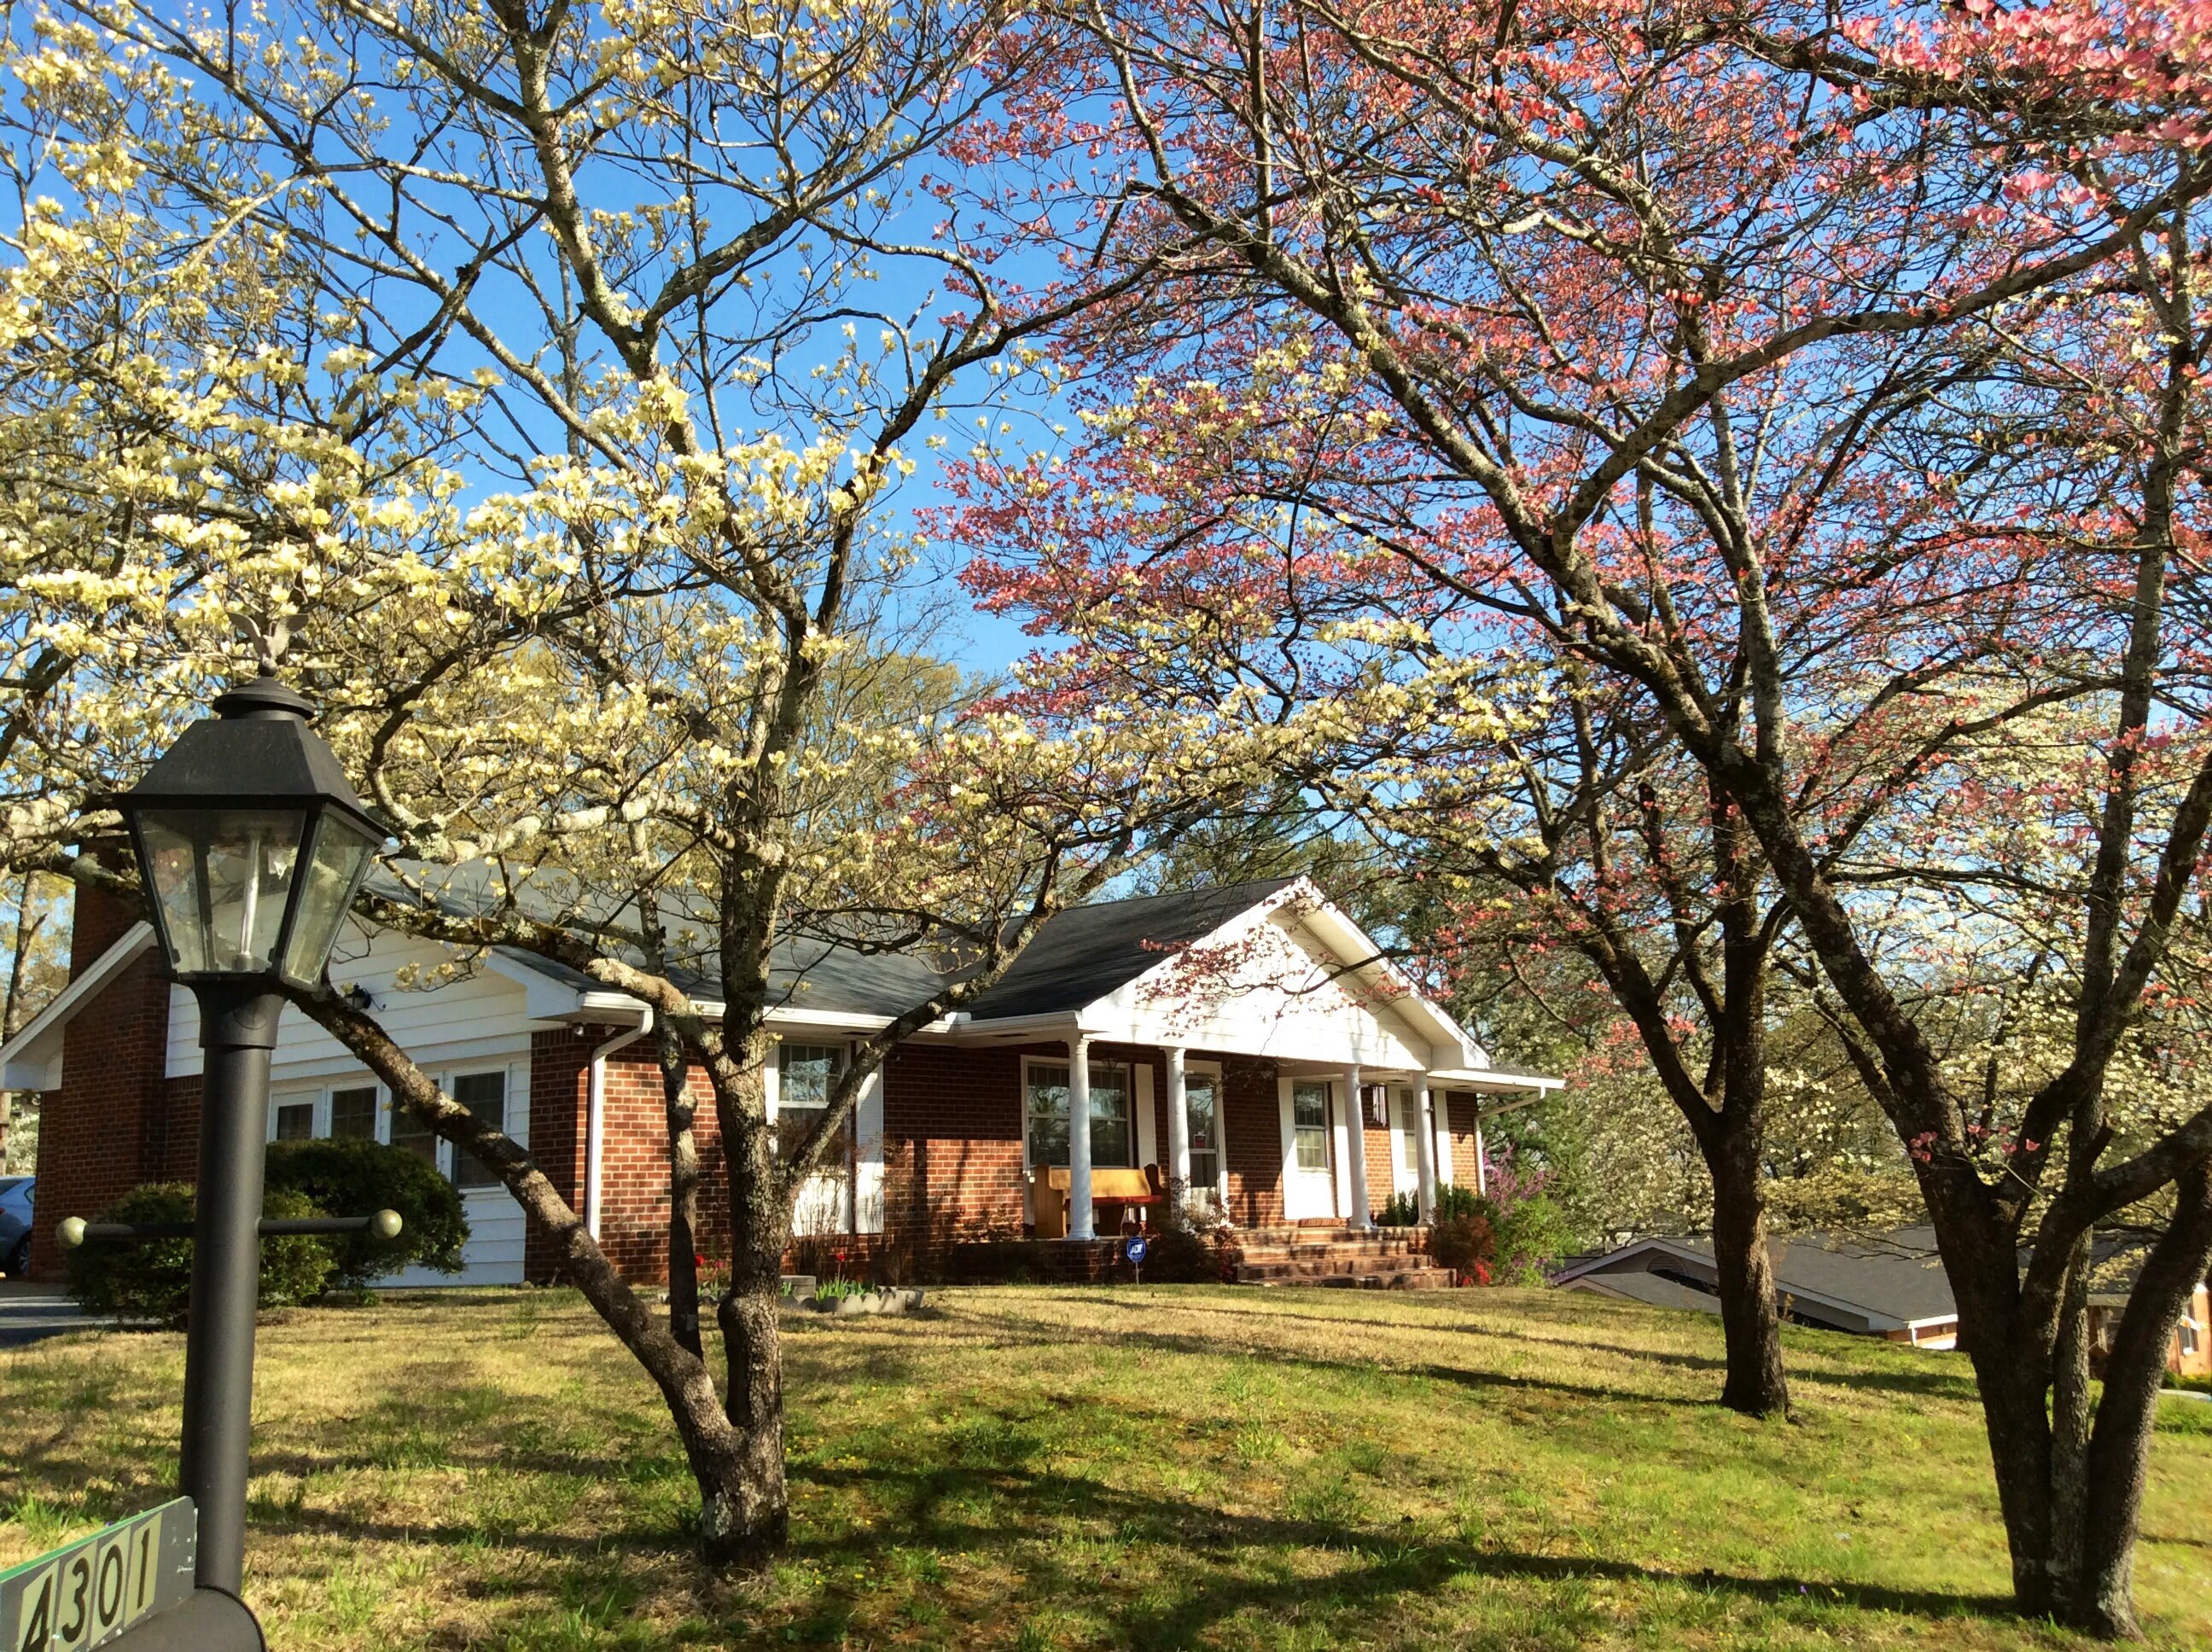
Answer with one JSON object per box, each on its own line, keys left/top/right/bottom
{"left": 701, "top": 1033, "right": 793, "bottom": 1568}
{"left": 2069, "top": 1157, "right": 2212, "bottom": 1638}
{"left": 1706, "top": 1110, "right": 1790, "bottom": 1416}
{"left": 707, "top": 1239, "right": 791, "bottom": 1566}
{"left": 2046, "top": 1241, "right": 2093, "bottom": 1614}
{"left": 656, "top": 1027, "right": 705, "bottom": 1359}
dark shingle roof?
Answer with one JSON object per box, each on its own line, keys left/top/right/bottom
{"left": 960, "top": 878, "right": 1297, "bottom": 1021}
{"left": 442, "top": 871, "right": 1298, "bottom": 1023}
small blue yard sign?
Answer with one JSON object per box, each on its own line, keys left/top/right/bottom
{"left": 1124, "top": 1234, "right": 1149, "bottom": 1270}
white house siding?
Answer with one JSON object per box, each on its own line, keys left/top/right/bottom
{"left": 1105, "top": 910, "right": 1441, "bottom": 1071}
{"left": 207, "top": 923, "right": 538, "bottom": 1286}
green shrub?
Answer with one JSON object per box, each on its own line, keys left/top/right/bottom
{"left": 1429, "top": 1211, "right": 1496, "bottom": 1282}
{"left": 1434, "top": 1184, "right": 1487, "bottom": 1222}
{"left": 1377, "top": 1185, "right": 1493, "bottom": 1227}
{"left": 1491, "top": 1193, "right": 1574, "bottom": 1283}
{"left": 67, "top": 1183, "right": 335, "bottom": 1324}
{"left": 1377, "top": 1191, "right": 1420, "bottom": 1226}
{"left": 1141, "top": 1224, "right": 1238, "bottom": 1283}
{"left": 264, "top": 1137, "right": 467, "bottom": 1289}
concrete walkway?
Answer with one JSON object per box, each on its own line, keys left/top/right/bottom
{"left": 0, "top": 1280, "right": 92, "bottom": 1347}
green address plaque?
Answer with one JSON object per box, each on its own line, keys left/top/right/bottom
{"left": 0, "top": 1499, "right": 195, "bottom": 1652}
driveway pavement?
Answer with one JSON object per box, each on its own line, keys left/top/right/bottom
{"left": 0, "top": 1279, "right": 92, "bottom": 1347}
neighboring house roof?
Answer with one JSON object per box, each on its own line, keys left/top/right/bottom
{"left": 1558, "top": 1270, "right": 1721, "bottom": 1317}
{"left": 1553, "top": 1228, "right": 1960, "bottom": 1332}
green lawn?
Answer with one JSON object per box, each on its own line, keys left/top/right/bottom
{"left": 3, "top": 1285, "right": 2209, "bottom": 1650}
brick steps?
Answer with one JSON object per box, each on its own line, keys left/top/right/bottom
{"left": 1231, "top": 1225, "right": 1454, "bottom": 1291}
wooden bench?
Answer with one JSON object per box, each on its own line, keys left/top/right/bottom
{"left": 1031, "top": 1165, "right": 1165, "bottom": 1238}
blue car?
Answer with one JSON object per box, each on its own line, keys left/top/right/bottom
{"left": 0, "top": 1175, "right": 32, "bottom": 1277}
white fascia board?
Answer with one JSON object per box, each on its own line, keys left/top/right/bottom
{"left": 939, "top": 1009, "right": 1081, "bottom": 1043}
{"left": 478, "top": 951, "right": 612, "bottom": 1023}
{"left": 0, "top": 922, "right": 155, "bottom": 1090}
{"left": 1428, "top": 1071, "right": 1564, "bottom": 1101}
{"left": 762, "top": 1006, "right": 897, "bottom": 1033}
{"left": 1265, "top": 879, "right": 1483, "bottom": 1060}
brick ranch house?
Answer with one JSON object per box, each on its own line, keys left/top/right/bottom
{"left": 5, "top": 875, "right": 1557, "bottom": 1286}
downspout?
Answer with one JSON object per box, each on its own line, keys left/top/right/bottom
{"left": 585, "top": 1011, "right": 653, "bottom": 1242}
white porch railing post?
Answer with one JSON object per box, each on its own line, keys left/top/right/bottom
{"left": 1475, "top": 1115, "right": 1488, "bottom": 1197}
{"left": 1413, "top": 1078, "right": 1439, "bottom": 1224}
{"left": 1165, "top": 1044, "right": 1190, "bottom": 1224}
{"left": 1342, "top": 1063, "right": 1372, "bottom": 1230}
{"left": 1068, "top": 1032, "right": 1095, "bottom": 1241}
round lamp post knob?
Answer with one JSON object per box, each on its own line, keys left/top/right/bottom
{"left": 56, "top": 1216, "right": 88, "bottom": 1251}
{"left": 370, "top": 1209, "right": 404, "bottom": 1241}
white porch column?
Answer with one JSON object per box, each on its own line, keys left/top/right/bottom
{"left": 1475, "top": 1114, "right": 1488, "bottom": 1196}
{"left": 1165, "top": 1045, "right": 1191, "bottom": 1219}
{"left": 1068, "top": 1033, "right": 1095, "bottom": 1241}
{"left": 1342, "top": 1063, "right": 1373, "bottom": 1230}
{"left": 1413, "top": 1078, "right": 1439, "bottom": 1223}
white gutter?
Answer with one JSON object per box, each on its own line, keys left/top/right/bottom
{"left": 585, "top": 1010, "right": 653, "bottom": 1242}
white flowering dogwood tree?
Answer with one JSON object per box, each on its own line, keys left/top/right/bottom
{"left": 0, "top": 0, "right": 1277, "bottom": 1568}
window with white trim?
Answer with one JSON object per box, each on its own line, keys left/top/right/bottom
{"left": 1027, "top": 1061, "right": 1132, "bottom": 1167}
{"left": 450, "top": 1071, "right": 507, "bottom": 1189}
{"left": 1292, "top": 1081, "right": 1330, "bottom": 1172}
{"left": 329, "top": 1085, "right": 378, "bottom": 1141}
{"left": 1185, "top": 1071, "right": 1220, "bottom": 1190}
{"left": 272, "top": 1100, "right": 315, "bottom": 1142}
{"left": 777, "top": 1043, "right": 851, "bottom": 1172}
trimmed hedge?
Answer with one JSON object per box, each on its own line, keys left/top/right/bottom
{"left": 265, "top": 1137, "right": 467, "bottom": 1289}
{"left": 67, "top": 1183, "right": 335, "bottom": 1324}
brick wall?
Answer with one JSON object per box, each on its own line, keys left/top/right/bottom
{"left": 523, "top": 1028, "right": 591, "bottom": 1281}
{"left": 29, "top": 881, "right": 177, "bottom": 1280}
{"left": 569, "top": 1037, "right": 1298, "bottom": 1285}
{"left": 1361, "top": 1114, "right": 1396, "bottom": 1220}
{"left": 569, "top": 1050, "right": 731, "bottom": 1284}
{"left": 1220, "top": 1056, "right": 1286, "bottom": 1227}
{"left": 1444, "top": 1092, "right": 1485, "bottom": 1188}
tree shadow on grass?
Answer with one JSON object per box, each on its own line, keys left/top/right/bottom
{"left": 933, "top": 1302, "right": 1717, "bottom": 1411}
{"left": 787, "top": 1455, "right": 2019, "bottom": 1646}
{"left": 987, "top": 1289, "right": 1987, "bottom": 1406}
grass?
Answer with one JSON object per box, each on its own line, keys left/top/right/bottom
{"left": 3, "top": 1285, "right": 2209, "bottom": 1650}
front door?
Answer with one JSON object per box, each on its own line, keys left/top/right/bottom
{"left": 1282, "top": 1077, "right": 1337, "bottom": 1219}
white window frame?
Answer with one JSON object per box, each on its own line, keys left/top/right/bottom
{"left": 444, "top": 1066, "right": 515, "bottom": 1191}
{"left": 1185, "top": 1058, "right": 1226, "bottom": 1195}
{"left": 1290, "top": 1079, "right": 1332, "bottom": 1173}
{"left": 1022, "top": 1055, "right": 1136, "bottom": 1172}
{"left": 267, "top": 1077, "right": 391, "bottom": 1145}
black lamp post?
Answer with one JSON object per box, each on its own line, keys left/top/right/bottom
{"left": 111, "top": 673, "right": 382, "bottom": 1597}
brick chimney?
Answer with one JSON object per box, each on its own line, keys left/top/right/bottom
{"left": 28, "top": 848, "right": 178, "bottom": 1278}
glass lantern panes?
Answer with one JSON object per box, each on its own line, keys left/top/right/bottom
{"left": 279, "top": 815, "right": 378, "bottom": 985}
{"left": 137, "top": 809, "right": 307, "bottom": 976}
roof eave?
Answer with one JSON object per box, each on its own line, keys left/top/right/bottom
{"left": 0, "top": 922, "right": 159, "bottom": 1090}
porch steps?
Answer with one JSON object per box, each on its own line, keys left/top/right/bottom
{"left": 1231, "top": 1226, "right": 1454, "bottom": 1290}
